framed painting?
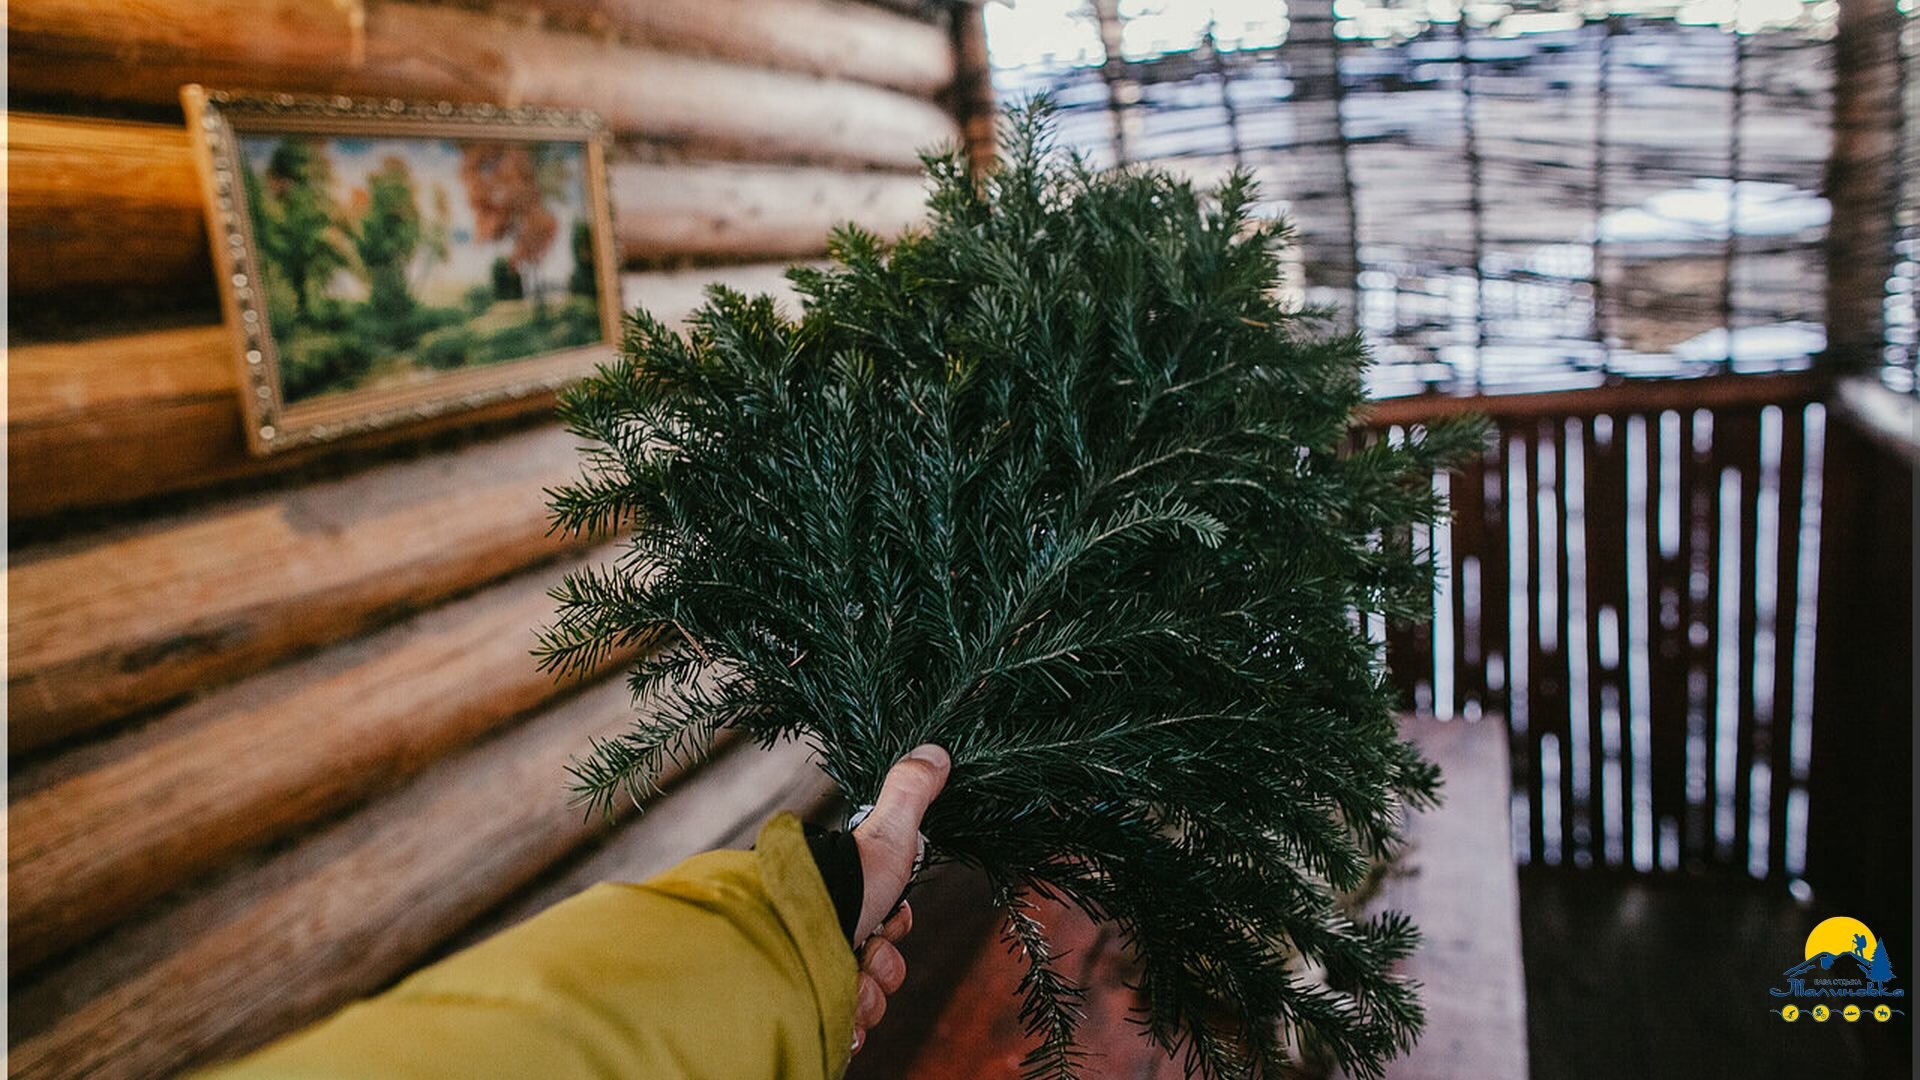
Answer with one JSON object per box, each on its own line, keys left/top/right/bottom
{"left": 182, "top": 86, "right": 623, "bottom": 455}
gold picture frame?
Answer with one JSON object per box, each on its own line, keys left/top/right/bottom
{"left": 182, "top": 86, "right": 623, "bottom": 455}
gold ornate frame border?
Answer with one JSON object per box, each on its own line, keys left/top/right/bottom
{"left": 181, "top": 85, "right": 623, "bottom": 456}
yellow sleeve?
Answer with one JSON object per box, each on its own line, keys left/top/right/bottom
{"left": 197, "top": 813, "right": 858, "bottom": 1080}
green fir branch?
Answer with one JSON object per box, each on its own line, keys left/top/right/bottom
{"left": 543, "top": 99, "right": 1483, "bottom": 1077}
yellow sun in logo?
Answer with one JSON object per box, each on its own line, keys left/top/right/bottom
{"left": 1805, "top": 916, "right": 1876, "bottom": 963}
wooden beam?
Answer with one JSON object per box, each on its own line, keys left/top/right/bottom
{"left": 6, "top": 425, "right": 586, "bottom": 750}
{"left": 8, "top": 113, "right": 925, "bottom": 292}
{"left": 522, "top": 0, "right": 955, "bottom": 97}
{"left": 7, "top": 263, "right": 806, "bottom": 519}
{"left": 5, "top": 676, "right": 754, "bottom": 1080}
{"left": 1359, "top": 371, "right": 1831, "bottom": 428}
{"left": 7, "top": 550, "right": 634, "bottom": 974}
{"left": 8, "top": 1, "right": 960, "bottom": 170}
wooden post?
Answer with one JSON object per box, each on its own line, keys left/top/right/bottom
{"left": 1285, "top": 0, "right": 1362, "bottom": 333}
{"left": 1822, "top": 0, "right": 1900, "bottom": 371}
{"left": 1090, "top": 0, "right": 1137, "bottom": 163}
{"left": 947, "top": 0, "right": 997, "bottom": 177}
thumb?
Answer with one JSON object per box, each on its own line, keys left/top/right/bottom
{"left": 851, "top": 744, "right": 950, "bottom": 941}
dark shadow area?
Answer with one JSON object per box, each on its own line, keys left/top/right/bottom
{"left": 1519, "top": 867, "right": 1903, "bottom": 1080}
{"left": 845, "top": 861, "right": 1005, "bottom": 1080}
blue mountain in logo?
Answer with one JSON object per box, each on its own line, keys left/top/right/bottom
{"left": 1782, "top": 951, "right": 1872, "bottom": 980}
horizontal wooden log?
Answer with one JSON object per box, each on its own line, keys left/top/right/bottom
{"left": 5, "top": 676, "right": 770, "bottom": 1080}
{"left": 6, "top": 113, "right": 206, "bottom": 294}
{"left": 8, "top": 0, "right": 364, "bottom": 72}
{"left": 857, "top": 0, "right": 945, "bottom": 17}
{"left": 9, "top": 1, "right": 960, "bottom": 170}
{"left": 7, "top": 424, "right": 587, "bottom": 751}
{"left": 8, "top": 113, "right": 924, "bottom": 291}
{"left": 8, "top": 550, "right": 631, "bottom": 974}
{"left": 524, "top": 0, "right": 954, "bottom": 97}
{"left": 11, "top": 0, "right": 952, "bottom": 98}
{"left": 613, "top": 160, "right": 927, "bottom": 262}
{"left": 449, "top": 735, "right": 837, "bottom": 951}
{"left": 5, "top": 327, "right": 566, "bottom": 519}
{"left": 621, "top": 263, "right": 819, "bottom": 325}
{"left": 7, "top": 263, "right": 807, "bottom": 519}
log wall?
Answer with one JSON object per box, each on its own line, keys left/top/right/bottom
{"left": 6, "top": 1, "right": 982, "bottom": 1075}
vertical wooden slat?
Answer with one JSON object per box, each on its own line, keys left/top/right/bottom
{"left": 1532, "top": 419, "right": 1575, "bottom": 864}
{"left": 1621, "top": 411, "right": 1655, "bottom": 870}
{"left": 1503, "top": 428, "right": 1539, "bottom": 863}
{"left": 1479, "top": 429, "right": 1512, "bottom": 728}
{"left": 1683, "top": 407, "right": 1720, "bottom": 865}
{"left": 1646, "top": 410, "right": 1692, "bottom": 871}
{"left": 1583, "top": 415, "right": 1628, "bottom": 867}
{"left": 1726, "top": 408, "right": 1764, "bottom": 874}
{"left": 1763, "top": 405, "right": 1807, "bottom": 879}
{"left": 1449, "top": 449, "right": 1490, "bottom": 720}
{"left": 1431, "top": 465, "right": 1456, "bottom": 721}
{"left": 1561, "top": 415, "right": 1596, "bottom": 865}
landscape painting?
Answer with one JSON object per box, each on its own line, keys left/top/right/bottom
{"left": 240, "top": 132, "right": 604, "bottom": 402}
{"left": 185, "top": 89, "right": 619, "bottom": 454}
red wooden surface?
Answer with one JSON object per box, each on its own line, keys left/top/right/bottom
{"left": 891, "top": 893, "right": 1185, "bottom": 1080}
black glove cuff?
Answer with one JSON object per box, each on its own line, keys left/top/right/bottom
{"left": 801, "top": 823, "right": 864, "bottom": 947}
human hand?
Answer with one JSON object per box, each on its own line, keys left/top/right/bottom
{"left": 847, "top": 744, "right": 950, "bottom": 1053}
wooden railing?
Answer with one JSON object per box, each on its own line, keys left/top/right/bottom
{"left": 1369, "top": 371, "right": 1895, "bottom": 883}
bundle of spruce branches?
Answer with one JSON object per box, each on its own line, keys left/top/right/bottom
{"left": 539, "top": 103, "right": 1479, "bottom": 1079}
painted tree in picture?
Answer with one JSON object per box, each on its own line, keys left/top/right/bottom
{"left": 248, "top": 139, "right": 347, "bottom": 321}
{"left": 347, "top": 157, "right": 425, "bottom": 321}
{"left": 460, "top": 143, "right": 568, "bottom": 306}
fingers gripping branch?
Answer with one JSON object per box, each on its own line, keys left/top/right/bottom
{"left": 850, "top": 745, "right": 950, "bottom": 943}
